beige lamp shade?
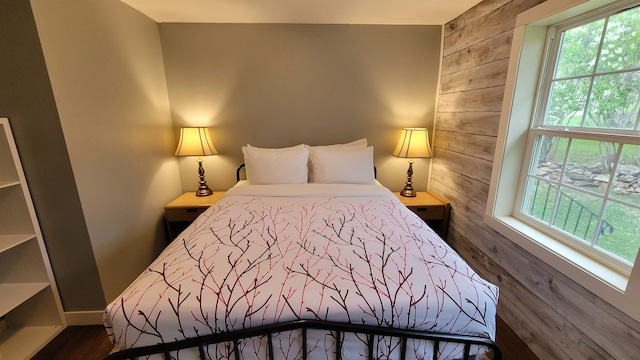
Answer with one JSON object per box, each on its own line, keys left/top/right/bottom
{"left": 174, "top": 127, "right": 218, "bottom": 157}
{"left": 392, "top": 128, "right": 432, "bottom": 159}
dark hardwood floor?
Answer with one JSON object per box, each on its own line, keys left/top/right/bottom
{"left": 496, "top": 315, "right": 539, "bottom": 360}
{"left": 32, "top": 316, "right": 537, "bottom": 359}
{"left": 32, "top": 325, "right": 113, "bottom": 360}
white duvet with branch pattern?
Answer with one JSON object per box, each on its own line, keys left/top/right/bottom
{"left": 104, "top": 188, "right": 498, "bottom": 359}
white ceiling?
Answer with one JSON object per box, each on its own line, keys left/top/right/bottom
{"left": 120, "top": 0, "right": 481, "bottom": 25}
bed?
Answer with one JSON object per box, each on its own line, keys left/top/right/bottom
{"left": 103, "top": 141, "right": 500, "bottom": 360}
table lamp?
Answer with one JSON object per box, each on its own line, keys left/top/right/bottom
{"left": 175, "top": 127, "right": 217, "bottom": 196}
{"left": 392, "top": 128, "right": 432, "bottom": 197}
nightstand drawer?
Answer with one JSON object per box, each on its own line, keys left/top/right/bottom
{"left": 164, "top": 192, "right": 226, "bottom": 241}
{"left": 165, "top": 207, "right": 208, "bottom": 222}
{"left": 407, "top": 205, "right": 445, "bottom": 220}
{"left": 393, "top": 191, "right": 450, "bottom": 240}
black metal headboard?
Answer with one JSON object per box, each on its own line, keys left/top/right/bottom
{"left": 236, "top": 164, "right": 246, "bottom": 182}
{"left": 236, "top": 164, "right": 376, "bottom": 182}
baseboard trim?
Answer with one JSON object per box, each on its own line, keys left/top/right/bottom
{"left": 65, "top": 310, "right": 104, "bottom": 326}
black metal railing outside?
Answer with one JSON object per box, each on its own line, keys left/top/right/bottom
{"left": 528, "top": 181, "right": 614, "bottom": 239}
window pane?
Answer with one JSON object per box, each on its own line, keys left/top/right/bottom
{"left": 562, "top": 139, "right": 616, "bottom": 195}
{"left": 556, "top": 19, "right": 604, "bottom": 78}
{"left": 522, "top": 177, "right": 558, "bottom": 224}
{"left": 596, "top": 201, "right": 640, "bottom": 264}
{"left": 545, "top": 78, "right": 590, "bottom": 126}
{"left": 552, "top": 187, "right": 602, "bottom": 243}
{"left": 611, "top": 144, "right": 640, "bottom": 205}
{"left": 531, "top": 135, "right": 569, "bottom": 179}
{"left": 597, "top": 6, "right": 640, "bottom": 72}
{"left": 585, "top": 72, "right": 640, "bottom": 130}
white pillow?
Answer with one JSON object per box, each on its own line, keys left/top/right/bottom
{"left": 309, "top": 146, "right": 375, "bottom": 184}
{"left": 242, "top": 144, "right": 309, "bottom": 184}
{"left": 308, "top": 139, "right": 367, "bottom": 181}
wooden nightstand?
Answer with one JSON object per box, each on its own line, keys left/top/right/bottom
{"left": 164, "top": 191, "right": 226, "bottom": 240}
{"left": 393, "top": 191, "right": 451, "bottom": 240}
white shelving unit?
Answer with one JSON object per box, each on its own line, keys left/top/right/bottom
{"left": 0, "top": 118, "right": 66, "bottom": 359}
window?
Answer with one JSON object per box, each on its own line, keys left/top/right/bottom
{"left": 486, "top": 0, "right": 640, "bottom": 323}
{"left": 516, "top": 3, "right": 640, "bottom": 274}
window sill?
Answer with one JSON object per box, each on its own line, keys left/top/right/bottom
{"left": 484, "top": 213, "right": 628, "bottom": 293}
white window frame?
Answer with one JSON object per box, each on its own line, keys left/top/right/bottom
{"left": 486, "top": 0, "right": 640, "bottom": 323}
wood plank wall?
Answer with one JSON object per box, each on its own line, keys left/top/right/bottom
{"left": 432, "top": 0, "right": 640, "bottom": 358}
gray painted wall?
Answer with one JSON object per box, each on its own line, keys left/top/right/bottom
{"left": 31, "top": 0, "right": 183, "bottom": 303}
{"left": 0, "top": 0, "right": 105, "bottom": 311}
{"left": 159, "top": 24, "right": 442, "bottom": 192}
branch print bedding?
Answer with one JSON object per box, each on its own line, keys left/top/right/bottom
{"left": 104, "top": 184, "right": 498, "bottom": 359}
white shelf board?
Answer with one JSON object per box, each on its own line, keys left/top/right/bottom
{"left": 0, "top": 235, "right": 34, "bottom": 254}
{"left": 0, "top": 325, "right": 63, "bottom": 360}
{"left": 0, "top": 283, "right": 50, "bottom": 318}
{"left": 0, "top": 181, "right": 19, "bottom": 190}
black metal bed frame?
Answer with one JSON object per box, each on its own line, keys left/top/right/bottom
{"left": 104, "top": 319, "right": 501, "bottom": 360}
